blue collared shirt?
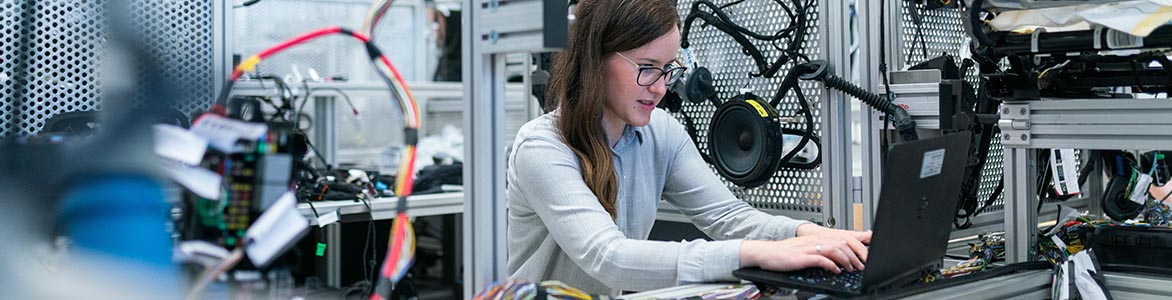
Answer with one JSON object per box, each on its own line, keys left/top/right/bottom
{"left": 506, "top": 109, "right": 807, "bottom": 295}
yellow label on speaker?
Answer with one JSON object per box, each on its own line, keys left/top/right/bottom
{"left": 745, "top": 99, "right": 769, "bottom": 118}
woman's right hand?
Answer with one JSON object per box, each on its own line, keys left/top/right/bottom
{"left": 739, "top": 237, "right": 865, "bottom": 274}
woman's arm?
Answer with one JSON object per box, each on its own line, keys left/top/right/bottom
{"left": 512, "top": 137, "right": 743, "bottom": 290}
{"left": 658, "top": 115, "right": 808, "bottom": 241}
{"left": 656, "top": 114, "right": 870, "bottom": 272}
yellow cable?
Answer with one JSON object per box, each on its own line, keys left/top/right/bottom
{"left": 238, "top": 55, "right": 263, "bottom": 73}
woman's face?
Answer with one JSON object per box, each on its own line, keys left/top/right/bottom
{"left": 601, "top": 27, "right": 681, "bottom": 128}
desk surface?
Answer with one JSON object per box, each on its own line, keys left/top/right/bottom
{"left": 620, "top": 269, "right": 1172, "bottom": 300}
{"left": 298, "top": 192, "right": 463, "bottom": 224}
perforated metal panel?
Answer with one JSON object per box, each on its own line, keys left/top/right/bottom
{"left": 0, "top": 0, "right": 220, "bottom": 137}
{"left": 899, "top": 3, "right": 1007, "bottom": 215}
{"left": 675, "top": 0, "right": 824, "bottom": 213}
{"left": 129, "top": 0, "right": 219, "bottom": 121}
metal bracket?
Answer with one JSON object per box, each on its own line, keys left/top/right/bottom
{"left": 477, "top": 0, "right": 568, "bottom": 54}
{"left": 999, "top": 103, "right": 1031, "bottom": 147}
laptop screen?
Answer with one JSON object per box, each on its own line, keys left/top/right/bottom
{"left": 860, "top": 132, "right": 973, "bottom": 292}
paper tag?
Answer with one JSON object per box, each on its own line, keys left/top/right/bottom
{"left": 191, "top": 114, "right": 268, "bottom": 153}
{"left": 153, "top": 124, "right": 208, "bottom": 165}
{"left": 920, "top": 149, "right": 946, "bottom": 178}
{"left": 316, "top": 211, "right": 339, "bottom": 228}
{"left": 1130, "top": 173, "right": 1153, "bottom": 205}
{"left": 1070, "top": 251, "right": 1109, "bottom": 300}
{"left": 1059, "top": 262, "right": 1071, "bottom": 300}
{"left": 161, "top": 158, "right": 222, "bottom": 199}
{"left": 1051, "top": 235, "right": 1070, "bottom": 254}
{"left": 178, "top": 240, "right": 230, "bottom": 260}
{"left": 244, "top": 191, "right": 310, "bottom": 267}
{"left": 1050, "top": 149, "right": 1081, "bottom": 196}
{"left": 1047, "top": 204, "right": 1084, "bottom": 236}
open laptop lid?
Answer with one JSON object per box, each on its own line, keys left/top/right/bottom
{"left": 859, "top": 132, "right": 972, "bottom": 293}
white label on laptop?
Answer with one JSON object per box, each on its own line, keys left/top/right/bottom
{"left": 920, "top": 149, "right": 946, "bottom": 178}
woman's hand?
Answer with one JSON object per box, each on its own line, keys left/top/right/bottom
{"left": 739, "top": 224, "right": 872, "bottom": 273}
{"left": 740, "top": 235, "right": 864, "bottom": 273}
{"left": 795, "top": 223, "right": 872, "bottom": 263}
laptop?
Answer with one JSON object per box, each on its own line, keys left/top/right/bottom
{"left": 734, "top": 132, "right": 973, "bottom": 297}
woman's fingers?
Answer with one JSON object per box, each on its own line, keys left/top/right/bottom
{"left": 817, "top": 239, "right": 855, "bottom": 272}
{"left": 854, "top": 230, "right": 873, "bottom": 244}
{"left": 840, "top": 245, "right": 864, "bottom": 271}
{"left": 843, "top": 234, "right": 869, "bottom": 263}
{"left": 799, "top": 254, "right": 840, "bottom": 274}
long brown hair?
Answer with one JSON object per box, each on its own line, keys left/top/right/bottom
{"left": 546, "top": 0, "right": 680, "bottom": 219}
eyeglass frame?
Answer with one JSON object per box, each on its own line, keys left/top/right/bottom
{"left": 614, "top": 52, "right": 688, "bottom": 87}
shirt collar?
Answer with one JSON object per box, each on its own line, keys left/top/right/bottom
{"left": 611, "top": 124, "right": 644, "bottom": 153}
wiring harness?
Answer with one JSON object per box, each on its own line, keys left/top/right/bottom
{"left": 673, "top": 0, "right": 823, "bottom": 172}
{"left": 941, "top": 234, "right": 1005, "bottom": 278}
{"left": 784, "top": 60, "right": 920, "bottom": 142}
{"left": 1038, "top": 217, "right": 1111, "bottom": 266}
{"left": 209, "top": 25, "right": 420, "bottom": 299}
{"left": 681, "top": 0, "right": 813, "bottom": 78}
{"left": 473, "top": 280, "right": 596, "bottom": 300}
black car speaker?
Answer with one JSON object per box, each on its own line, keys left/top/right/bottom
{"left": 708, "top": 92, "right": 783, "bottom": 188}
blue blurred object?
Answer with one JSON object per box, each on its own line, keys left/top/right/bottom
{"left": 57, "top": 174, "right": 179, "bottom": 293}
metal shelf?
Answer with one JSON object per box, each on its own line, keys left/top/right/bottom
{"left": 1000, "top": 99, "right": 1172, "bottom": 149}
{"left": 1000, "top": 98, "right": 1172, "bottom": 262}
{"left": 298, "top": 192, "right": 464, "bottom": 224}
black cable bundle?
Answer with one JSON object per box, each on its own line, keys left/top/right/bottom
{"left": 680, "top": 0, "right": 813, "bottom": 78}
{"left": 783, "top": 60, "right": 919, "bottom": 142}
{"left": 672, "top": 0, "right": 822, "bottom": 173}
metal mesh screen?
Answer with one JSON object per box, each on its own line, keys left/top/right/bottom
{"left": 899, "top": 3, "right": 1007, "bottom": 215}
{"left": 0, "top": 0, "right": 217, "bottom": 137}
{"left": 129, "top": 0, "right": 217, "bottom": 121}
{"left": 675, "top": 0, "right": 824, "bottom": 213}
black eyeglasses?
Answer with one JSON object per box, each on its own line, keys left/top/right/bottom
{"left": 615, "top": 52, "right": 687, "bottom": 87}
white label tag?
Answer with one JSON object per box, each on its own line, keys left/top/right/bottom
{"left": 245, "top": 191, "right": 309, "bottom": 267}
{"left": 153, "top": 124, "right": 208, "bottom": 165}
{"left": 1051, "top": 235, "right": 1069, "bottom": 253}
{"left": 160, "top": 158, "right": 222, "bottom": 200}
{"left": 1130, "top": 173, "right": 1153, "bottom": 205}
{"left": 1059, "top": 261, "right": 1071, "bottom": 300}
{"left": 190, "top": 114, "right": 268, "bottom": 153}
{"left": 1071, "top": 251, "right": 1110, "bottom": 300}
{"left": 920, "top": 149, "right": 946, "bottom": 178}
{"left": 1050, "top": 149, "right": 1081, "bottom": 196}
{"left": 317, "top": 210, "right": 340, "bottom": 228}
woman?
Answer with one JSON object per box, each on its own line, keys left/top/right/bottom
{"left": 506, "top": 0, "right": 871, "bottom": 295}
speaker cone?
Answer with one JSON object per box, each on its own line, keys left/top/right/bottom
{"left": 708, "top": 93, "right": 783, "bottom": 188}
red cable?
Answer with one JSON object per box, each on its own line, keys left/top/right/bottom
{"left": 258, "top": 27, "right": 344, "bottom": 59}
{"left": 382, "top": 216, "right": 407, "bottom": 276}
{"left": 401, "top": 150, "right": 417, "bottom": 196}
{"left": 230, "top": 27, "right": 377, "bottom": 81}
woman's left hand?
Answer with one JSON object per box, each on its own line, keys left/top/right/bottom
{"left": 795, "top": 224, "right": 872, "bottom": 264}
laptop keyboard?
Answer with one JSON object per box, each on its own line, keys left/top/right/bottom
{"left": 787, "top": 268, "right": 864, "bottom": 291}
